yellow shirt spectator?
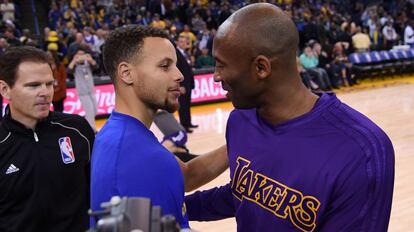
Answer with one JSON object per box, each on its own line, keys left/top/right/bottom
{"left": 151, "top": 19, "right": 166, "bottom": 29}
{"left": 179, "top": 31, "right": 196, "bottom": 50}
{"left": 352, "top": 32, "right": 371, "bottom": 52}
{"left": 70, "top": 0, "right": 78, "bottom": 8}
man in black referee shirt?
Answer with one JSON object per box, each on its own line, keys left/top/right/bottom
{"left": 0, "top": 46, "right": 94, "bottom": 232}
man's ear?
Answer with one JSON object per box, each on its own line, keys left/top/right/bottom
{"left": 117, "top": 62, "right": 134, "bottom": 85}
{"left": 254, "top": 55, "right": 271, "bottom": 80}
{"left": 0, "top": 80, "right": 11, "bottom": 100}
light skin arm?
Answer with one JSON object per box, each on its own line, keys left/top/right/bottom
{"left": 68, "top": 53, "right": 80, "bottom": 71}
{"left": 85, "top": 53, "right": 97, "bottom": 66}
{"left": 175, "top": 145, "right": 228, "bottom": 192}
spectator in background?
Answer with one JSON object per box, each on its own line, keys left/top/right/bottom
{"left": 83, "top": 27, "right": 100, "bottom": 54}
{"left": 4, "top": 28, "right": 20, "bottom": 47}
{"left": 19, "top": 29, "right": 33, "bottom": 45}
{"left": 312, "top": 42, "right": 339, "bottom": 89}
{"left": 43, "top": 27, "right": 51, "bottom": 43}
{"left": 367, "top": 15, "right": 378, "bottom": 41}
{"left": 296, "top": 56, "right": 314, "bottom": 90}
{"left": 191, "top": 13, "right": 206, "bottom": 33}
{"left": 45, "top": 31, "right": 67, "bottom": 59}
{"left": 0, "top": 37, "right": 9, "bottom": 55}
{"left": 95, "top": 29, "right": 106, "bottom": 54}
{"left": 218, "top": 3, "right": 232, "bottom": 24}
{"left": 352, "top": 26, "right": 371, "bottom": 52}
{"left": 300, "top": 46, "right": 333, "bottom": 91}
{"left": 205, "top": 9, "right": 218, "bottom": 30}
{"left": 382, "top": 19, "right": 398, "bottom": 50}
{"left": 336, "top": 23, "right": 354, "bottom": 55}
{"left": 68, "top": 45, "right": 98, "bottom": 131}
{"left": 151, "top": 13, "right": 166, "bottom": 29}
{"left": 176, "top": 35, "right": 198, "bottom": 132}
{"left": 195, "top": 48, "right": 214, "bottom": 69}
{"left": 179, "top": 25, "right": 196, "bottom": 50}
{"left": 49, "top": 3, "right": 62, "bottom": 30}
{"left": 67, "top": 32, "right": 85, "bottom": 61}
{"left": 172, "top": 17, "right": 184, "bottom": 31}
{"left": 135, "top": 14, "right": 148, "bottom": 26}
{"left": 197, "top": 26, "right": 211, "bottom": 50}
{"left": 0, "top": 0, "right": 14, "bottom": 22}
{"left": 47, "top": 43, "right": 67, "bottom": 112}
{"left": 404, "top": 20, "right": 414, "bottom": 48}
{"left": 332, "top": 42, "right": 354, "bottom": 87}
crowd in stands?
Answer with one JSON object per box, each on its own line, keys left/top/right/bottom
{"left": 0, "top": 0, "right": 413, "bottom": 92}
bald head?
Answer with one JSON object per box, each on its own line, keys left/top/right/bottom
{"left": 217, "top": 3, "right": 299, "bottom": 63}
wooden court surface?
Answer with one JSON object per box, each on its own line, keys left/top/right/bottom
{"left": 96, "top": 75, "right": 414, "bottom": 231}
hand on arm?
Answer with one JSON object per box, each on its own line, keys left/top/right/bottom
{"left": 162, "top": 140, "right": 188, "bottom": 154}
{"left": 176, "top": 145, "right": 228, "bottom": 192}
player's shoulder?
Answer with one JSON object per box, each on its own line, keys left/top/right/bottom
{"left": 0, "top": 122, "right": 11, "bottom": 144}
{"left": 51, "top": 111, "right": 89, "bottom": 127}
{"left": 50, "top": 111, "right": 95, "bottom": 139}
{"left": 325, "top": 101, "right": 393, "bottom": 155}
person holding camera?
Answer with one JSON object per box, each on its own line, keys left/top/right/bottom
{"left": 68, "top": 45, "right": 98, "bottom": 132}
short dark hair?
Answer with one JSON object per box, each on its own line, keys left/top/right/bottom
{"left": 102, "top": 25, "right": 169, "bottom": 83}
{"left": 0, "top": 46, "right": 51, "bottom": 87}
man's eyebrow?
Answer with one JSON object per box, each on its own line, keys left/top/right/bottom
{"left": 214, "top": 56, "right": 225, "bottom": 64}
{"left": 158, "top": 57, "right": 174, "bottom": 64}
{"left": 23, "top": 81, "right": 42, "bottom": 86}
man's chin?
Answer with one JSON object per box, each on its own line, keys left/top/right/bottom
{"left": 231, "top": 99, "right": 255, "bottom": 110}
{"left": 163, "top": 103, "right": 179, "bottom": 113}
{"left": 35, "top": 111, "right": 50, "bottom": 120}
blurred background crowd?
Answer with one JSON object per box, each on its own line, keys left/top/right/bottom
{"left": 0, "top": 0, "right": 413, "bottom": 90}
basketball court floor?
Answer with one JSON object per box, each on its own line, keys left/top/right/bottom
{"left": 96, "top": 75, "right": 414, "bottom": 232}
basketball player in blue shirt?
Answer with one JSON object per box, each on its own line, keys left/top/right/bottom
{"left": 185, "top": 3, "right": 395, "bottom": 231}
{"left": 90, "top": 26, "right": 227, "bottom": 228}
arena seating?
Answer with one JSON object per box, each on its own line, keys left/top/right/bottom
{"left": 349, "top": 48, "right": 414, "bottom": 78}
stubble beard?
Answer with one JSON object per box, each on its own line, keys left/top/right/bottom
{"left": 161, "top": 98, "right": 179, "bottom": 113}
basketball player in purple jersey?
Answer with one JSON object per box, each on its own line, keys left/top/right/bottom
{"left": 185, "top": 3, "right": 395, "bottom": 232}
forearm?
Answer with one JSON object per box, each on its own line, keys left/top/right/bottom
{"left": 185, "top": 183, "right": 235, "bottom": 221}
{"left": 89, "top": 58, "right": 97, "bottom": 67}
{"left": 179, "top": 145, "right": 228, "bottom": 192}
{"left": 67, "top": 60, "right": 76, "bottom": 72}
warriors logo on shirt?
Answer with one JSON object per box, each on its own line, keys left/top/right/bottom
{"left": 58, "top": 137, "right": 76, "bottom": 164}
{"left": 232, "top": 156, "right": 321, "bottom": 232}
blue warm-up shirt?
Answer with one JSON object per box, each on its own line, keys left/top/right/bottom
{"left": 91, "top": 111, "right": 189, "bottom": 228}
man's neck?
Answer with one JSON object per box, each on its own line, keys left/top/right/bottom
{"left": 10, "top": 110, "right": 39, "bottom": 130}
{"left": 257, "top": 83, "right": 319, "bottom": 126}
{"left": 114, "top": 92, "right": 155, "bottom": 128}
{"left": 178, "top": 47, "right": 187, "bottom": 53}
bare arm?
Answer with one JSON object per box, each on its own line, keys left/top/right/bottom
{"left": 176, "top": 145, "right": 228, "bottom": 192}
{"left": 67, "top": 54, "right": 79, "bottom": 73}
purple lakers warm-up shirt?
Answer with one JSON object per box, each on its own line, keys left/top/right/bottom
{"left": 185, "top": 92, "right": 394, "bottom": 232}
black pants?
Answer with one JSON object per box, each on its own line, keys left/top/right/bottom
{"left": 178, "top": 87, "right": 192, "bottom": 127}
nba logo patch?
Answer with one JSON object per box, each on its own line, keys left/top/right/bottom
{"left": 58, "top": 137, "right": 75, "bottom": 164}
